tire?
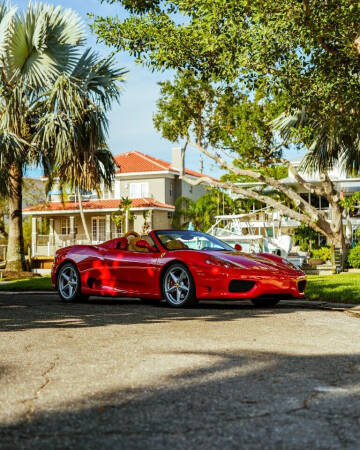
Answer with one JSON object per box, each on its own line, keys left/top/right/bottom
{"left": 162, "top": 263, "right": 197, "bottom": 307}
{"left": 251, "top": 298, "right": 280, "bottom": 307}
{"left": 57, "top": 262, "right": 89, "bottom": 303}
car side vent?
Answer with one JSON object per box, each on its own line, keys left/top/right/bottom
{"left": 298, "top": 280, "right": 306, "bottom": 293}
{"left": 229, "top": 280, "right": 255, "bottom": 293}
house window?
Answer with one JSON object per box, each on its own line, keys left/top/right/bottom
{"left": 61, "top": 217, "right": 77, "bottom": 235}
{"left": 168, "top": 212, "right": 173, "bottom": 220}
{"left": 92, "top": 217, "right": 106, "bottom": 242}
{"left": 103, "top": 181, "right": 115, "bottom": 199}
{"left": 170, "top": 183, "right": 174, "bottom": 197}
{"left": 189, "top": 186, "right": 193, "bottom": 194}
{"left": 111, "top": 220, "right": 122, "bottom": 237}
{"left": 129, "top": 182, "right": 149, "bottom": 198}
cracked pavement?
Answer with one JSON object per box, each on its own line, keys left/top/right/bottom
{"left": 1, "top": 293, "right": 360, "bottom": 449}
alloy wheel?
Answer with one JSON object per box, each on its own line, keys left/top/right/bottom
{"left": 164, "top": 266, "right": 191, "bottom": 305}
{"left": 59, "top": 265, "right": 78, "bottom": 300}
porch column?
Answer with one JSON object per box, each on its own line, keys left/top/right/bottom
{"left": 125, "top": 210, "right": 129, "bottom": 233}
{"left": 31, "top": 216, "right": 37, "bottom": 257}
{"left": 69, "top": 216, "right": 76, "bottom": 244}
{"left": 105, "top": 214, "right": 111, "bottom": 241}
{"left": 49, "top": 218, "right": 55, "bottom": 246}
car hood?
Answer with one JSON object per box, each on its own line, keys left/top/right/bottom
{"left": 202, "top": 250, "right": 303, "bottom": 275}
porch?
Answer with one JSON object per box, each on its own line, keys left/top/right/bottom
{"left": 31, "top": 214, "right": 123, "bottom": 257}
{"left": 26, "top": 203, "right": 173, "bottom": 257}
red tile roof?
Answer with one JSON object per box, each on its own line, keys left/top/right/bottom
{"left": 114, "top": 151, "right": 218, "bottom": 181}
{"left": 23, "top": 198, "right": 175, "bottom": 213}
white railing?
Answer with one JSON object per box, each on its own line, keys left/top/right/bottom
{"left": 33, "top": 232, "right": 124, "bottom": 256}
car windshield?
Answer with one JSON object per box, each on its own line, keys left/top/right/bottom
{"left": 154, "top": 230, "right": 234, "bottom": 251}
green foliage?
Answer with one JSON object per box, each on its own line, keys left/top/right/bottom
{"left": 347, "top": 245, "right": 360, "bottom": 269}
{"left": 311, "top": 247, "right": 332, "bottom": 262}
{"left": 172, "top": 189, "right": 239, "bottom": 231}
{"left": 111, "top": 197, "right": 133, "bottom": 232}
{"left": 340, "top": 192, "right": 360, "bottom": 213}
{"left": 292, "top": 224, "right": 320, "bottom": 252}
{"left": 142, "top": 210, "right": 151, "bottom": 233}
{"left": 92, "top": 0, "right": 360, "bottom": 172}
{"left": 153, "top": 72, "right": 284, "bottom": 168}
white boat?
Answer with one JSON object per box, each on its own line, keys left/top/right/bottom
{"left": 207, "top": 209, "right": 306, "bottom": 267}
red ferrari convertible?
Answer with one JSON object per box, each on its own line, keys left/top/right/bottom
{"left": 52, "top": 229, "right": 306, "bottom": 308}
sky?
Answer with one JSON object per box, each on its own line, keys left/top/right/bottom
{"left": 19, "top": 0, "right": 222, "bottom": 178}
{"left": 18, "top": 0, "right": 304, "bottom": 179}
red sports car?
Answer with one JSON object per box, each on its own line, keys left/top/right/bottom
{"left": 52, "top": 229, "right": 306, "bottom": 308}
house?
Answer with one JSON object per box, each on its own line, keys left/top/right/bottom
{"left": 23, "top": 148, "right": 214, "bottom": 257}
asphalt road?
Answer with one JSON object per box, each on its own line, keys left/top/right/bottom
{"left": 1, "top": 293, "right": 360, "bottom": 450}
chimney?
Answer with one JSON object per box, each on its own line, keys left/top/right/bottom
{"left": 171, "top": 147, "right": 185, "bottom": 177}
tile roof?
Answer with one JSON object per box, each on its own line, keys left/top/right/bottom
{"left": 114, "top": 151, "right": 218, "bottom": 181}
{"left": 23, "top": 198, "right": 175, "bottom": 213}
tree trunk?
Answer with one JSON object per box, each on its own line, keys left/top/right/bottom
{"left": 6, "top": 163, "right": 26, "bottom": 271}
{"left": 329, "top": 202, "right": 346, "bottom": 272}
{"left": 78, "top": 191, "right": 91, "bottom": 242}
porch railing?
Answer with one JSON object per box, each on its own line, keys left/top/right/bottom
{"left": 34, "top": 233, "right": 124, "bottom": 257}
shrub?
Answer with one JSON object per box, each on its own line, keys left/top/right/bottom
{"left": 311, "top": 246, "right": 332, "bottom": 262}
{"left": 347, "top": 245, "right": 360, "bottom": 268}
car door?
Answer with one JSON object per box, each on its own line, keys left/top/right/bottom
{"left": 104, "top": 248, "right": 160, "bottom": 296}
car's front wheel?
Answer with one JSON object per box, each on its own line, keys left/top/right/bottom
{"left": 251, "top": 298, "right": 280, "bottom": 307}
{"left": 57, "top": 262, "right": 89, "bottom": 302}
{"left": 162, "top": 263, "right": 197, "bottom": 307}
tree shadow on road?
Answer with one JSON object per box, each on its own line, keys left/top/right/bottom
{"left": 0, "top": 293, "right": 311, "bottom": 332}
{"left": 1, "top": 349, "right": 360, "bottom": 449}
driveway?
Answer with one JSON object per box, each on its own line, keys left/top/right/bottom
{"left": 1, "top": 293, "right": 360, "bottom": 449}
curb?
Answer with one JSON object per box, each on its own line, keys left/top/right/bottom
{"left": 0, "top": 291, "right": 56, "bottom": 295}
{"left": 0, "top": 293, "right": 358, "bottom": 317}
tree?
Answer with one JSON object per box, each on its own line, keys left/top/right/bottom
{"left": 0, "top": 2, "right": 125, "bottom": 269}
{"left": 152, "top": 73, "right": 346, "bottom": 252}
{"left": 111, "top": 197, "right": 133, "bottom": 234}
{"left": 92, "top": 0, "right": 360, "bottom": 267}
{"left": 172, "top": 189, "right": 238, "bottom": 231}
{"left": 35, "top": 52, "right": 126, "bottom": 241}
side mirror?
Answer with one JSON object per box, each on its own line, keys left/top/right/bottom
{"left": 135, "top": 239, "right": 157, "bottom": 252}
{"left": 234, "top": 243, "right": 242, "bottom": 251}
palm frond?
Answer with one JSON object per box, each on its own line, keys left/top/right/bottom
{"left": 271, "top": 108, "right": 308, "bottom": 142}
{"left": 0, "top": 3, "right": 16, "bottom": 61}
{"left": 7, "top": 2, "right": 85, "bottom": 88}
{"left": 72, "top": 49, "right": 127, "bottom": 110}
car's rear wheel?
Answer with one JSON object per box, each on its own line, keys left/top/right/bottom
{"left": 251, "top": 298, "right": 280, "bottom": 307}
{"left": 162, "top": 263, "right": 197, "bottom": 307}
{"left": 57, "top": 262, "right": 89, "bottom": 302}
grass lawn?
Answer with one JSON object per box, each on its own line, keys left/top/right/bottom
{"left": 0, "top": 276, "right": 53, "bottom": 291}
{"left": 306, "top": 273, "right": 360, "bottom": 304}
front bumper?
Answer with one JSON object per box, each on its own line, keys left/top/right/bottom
{"left": 192, "top": 266, "right": 306, "bottom": 300}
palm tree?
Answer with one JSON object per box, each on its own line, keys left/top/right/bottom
{"left": 0, "top": 2, "right": 125, "bottom": 269}
{"left": 172, "top": 190, "right": 236, "bottom": 231}
{"left": 35, "top": 51, "right": 126, "bottom": 241}
{"left": 0, "top": 2, "right": 84, "bottom": 270}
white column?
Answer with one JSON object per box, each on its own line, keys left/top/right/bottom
{"left": 105, "top": 214, "right": 111, "bottom": 240}
{"left": 69, "top": 216, "right": 75, "bottom": 244}
{"left": 125, "top": 210, "right": 129, "bottom": 233}
{"left": 31, "top": 216, "right": 37, "bottom": 256}
{"left": 49, "top": 218, "right": 55, "bottom": 246}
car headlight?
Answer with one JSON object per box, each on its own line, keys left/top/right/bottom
{"left": 280, "top": 258, "right": 297, "bottom": 269}
{"left": 205, "top": 256, "right": 245, "bottom": 269}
